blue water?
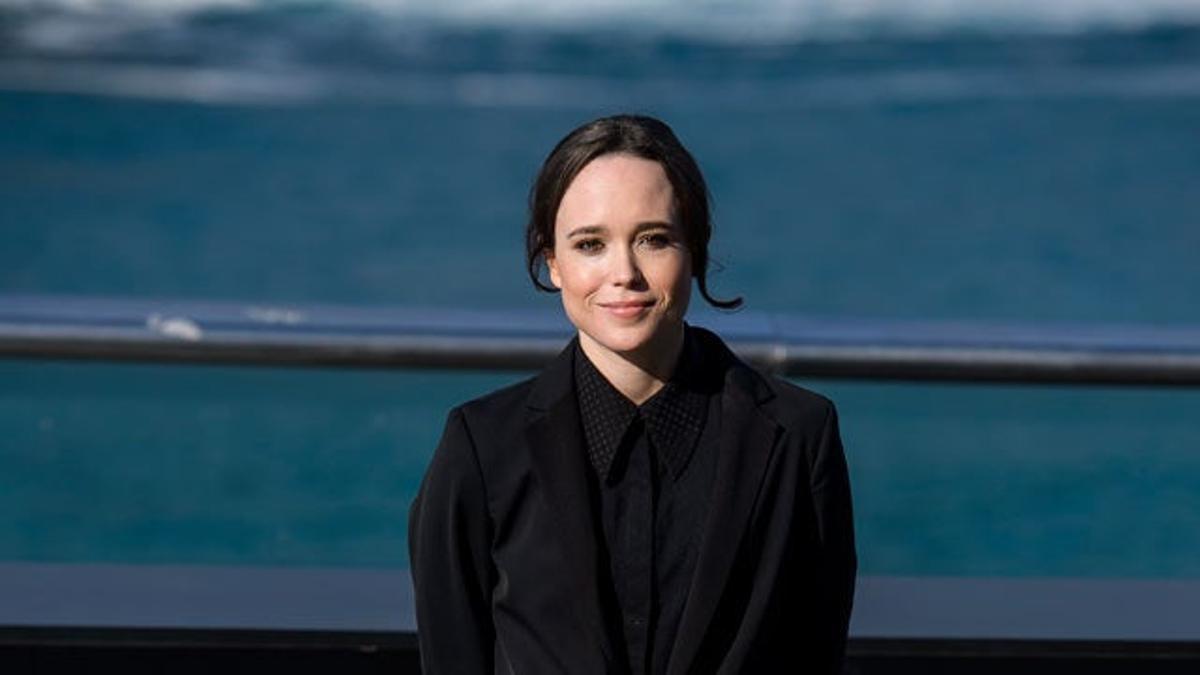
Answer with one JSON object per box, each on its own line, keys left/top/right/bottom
{"left": 2, "top": 2, "right": 1199, "bottom": 577}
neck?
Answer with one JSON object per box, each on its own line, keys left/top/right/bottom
{"left": 578, "top": 324, "right": 685, "bottom": 405}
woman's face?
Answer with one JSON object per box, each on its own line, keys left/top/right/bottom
{"left": 546, "top": 153, "right": 692, "bottom": 364}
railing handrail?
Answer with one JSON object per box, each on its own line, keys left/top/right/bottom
{"left": 3, "top": 294, "right": 1200, "bottom": 385}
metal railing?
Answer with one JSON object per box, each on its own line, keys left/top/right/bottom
{"left": 2, "top": 293, "right": 1199, "bottom": 385}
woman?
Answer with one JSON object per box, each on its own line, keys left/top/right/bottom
{"left": 409, "top": 114, "right": 856, "bottom": 674}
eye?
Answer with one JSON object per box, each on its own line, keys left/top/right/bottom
{"left": 638, "top": 232, "right": 672, "bottom": 249}
{"left": 573, "top": 238, "right": 603, "bottom": 254}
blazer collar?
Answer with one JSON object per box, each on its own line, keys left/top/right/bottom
{"left": 666, "top": 341, "right": 781, "bottom": 674}
{"left": 523, "top": 335, "right": 617, "bottom": 667}
{"left": 523, "top": 325, "right": 780, "bottom": 673}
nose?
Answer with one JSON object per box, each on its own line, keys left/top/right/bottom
{"left": 610, "top": 244, "right": 645, "bottom": 287}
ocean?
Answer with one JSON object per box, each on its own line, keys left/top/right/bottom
{"left": 2, "top": 0, "right": 1199, "bottom": 578}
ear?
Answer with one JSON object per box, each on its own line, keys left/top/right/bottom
{"left": 545, "top": 250, "right": 563, "bottom": 289}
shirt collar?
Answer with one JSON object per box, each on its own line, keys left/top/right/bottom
{"left": 573, "top": 329, "right": 710, "bottom": 484}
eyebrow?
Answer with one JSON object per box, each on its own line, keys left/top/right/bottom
{"left": 565, "top": 221, "right": 675, "bottom": 238}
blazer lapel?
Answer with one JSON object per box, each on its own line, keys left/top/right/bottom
{"left": 667, "top": 362, "right": 781, "bottom": 675}
{"left": 524, "top": 339, "right": 617, "bottom": 666}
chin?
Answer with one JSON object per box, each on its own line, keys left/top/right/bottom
{"left": 583, "top": 320, "right": 677, "bottom": 357}
{"left": 595, "top": 332, "right": 652, "bottom": 356}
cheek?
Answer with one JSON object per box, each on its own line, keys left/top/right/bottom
{"left": 555, "top": 256, "right": 602, "bottom": 300}
{"left": 657, "top": 253, "right": 693, "bottom": 298}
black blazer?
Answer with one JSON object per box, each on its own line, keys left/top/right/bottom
{"left": 409, "top": 326, "right": 856, "bottom": 674}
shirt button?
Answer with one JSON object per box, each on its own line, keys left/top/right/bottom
{"left": 627, "top": 616, "right": 646, "bottom": 626}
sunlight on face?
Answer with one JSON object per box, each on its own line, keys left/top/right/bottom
{"left": 546, "top": 153, "right": 693, "bottom": 366}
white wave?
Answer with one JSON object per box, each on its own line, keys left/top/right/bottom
{"left": 4, "top": 59, "right": 1200, "bottom": 106}
{"left": 5, "top": 0, "right": 1200, "bottom": 41}
{"left": 2, "top": 0, "right": 255, "bottom": 12}
{"left": 0, "top": 61, "right": 324, "bottom": 103}
{"left": 146, "top": 314, "right": 204, "bottom": 341}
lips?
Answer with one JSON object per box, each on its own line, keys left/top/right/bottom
{"left": 599, "top": 300, "right": 654, "bottom": 318}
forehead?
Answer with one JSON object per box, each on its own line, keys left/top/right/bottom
{"left": 555, "top": 154, "right": 675, "bottom": 230}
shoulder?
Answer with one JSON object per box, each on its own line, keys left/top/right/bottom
{"left": 690, "top": 324, "right": 836, "bottom": 433}
{"left": 422, "top": 376, "right": 538, "bottom": 499}
{"left": 730, "top": 358, "right": 847, "bottom": 478}
{"left": 457, "top": 375, "right": 537, "bottom": 418}
{"left": 447, "top": 374, "right": 539, "bottom": 440}
{"left": 760, "top": 375, "right": 837, "bottom": 433}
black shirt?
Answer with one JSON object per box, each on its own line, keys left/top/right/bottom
{"left": 573, "top": 331, "right": 722, "bottom": 674}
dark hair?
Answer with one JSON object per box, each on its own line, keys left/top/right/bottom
{"left": 525, "top": 114, "right": 742, "bottom": 310}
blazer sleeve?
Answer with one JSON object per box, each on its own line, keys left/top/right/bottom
{"left": 408, "top": 406, "right": 496, "bottom": 674}
{"left": 810, "top": 402, "right": 857, "bottom": 674}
